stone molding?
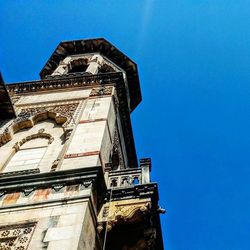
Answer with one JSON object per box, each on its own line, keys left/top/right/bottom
{"left": 78, "top": 118, "right": 107, "bottom": 124}
{"left": 7, "top": 73, "right": 120, "bottom": 96}
{"left": 13, "top": 129, "right": 54, "bottom": 152}
{"left": 0, "top": 169, "right": 40, "bottom": 178}
{"left": 105, "top": 183, "right": 159, "bottom": 202}
{"left": 0, "top": 166, "right": 104, "bottom": 197}
{"left": 15, "top": 99, "right": 81, "bottom": 108}
{"left": 64, "top": 151, "right": 100, "bottom": 159}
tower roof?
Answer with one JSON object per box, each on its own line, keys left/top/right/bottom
{"left": 40, "top": 38, "right": 141, "bottom": 111}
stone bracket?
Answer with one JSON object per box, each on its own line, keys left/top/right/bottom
{"left": 97, "top": 198, "right": 151, "bottom": 233}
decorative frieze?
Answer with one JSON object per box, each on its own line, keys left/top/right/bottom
{"left": 0, "top": 181, "right": 94, "bottom": 208}
{"left": 7, "top": 72, "right": 122, "bottom": 95}
{"left": 15, "top": 103, "right": 78, "bottom": 125}
{"left": 0, "top": 103, "right": 79, "bottom": 147}
{"left": 0, "top": 166, "right": 104, "bottom": 208}
{"left": 0, "top": 169, "right": 40, "bottom": 178}
{"left": 0, "top": 222, "right": 36, "bottom": 250}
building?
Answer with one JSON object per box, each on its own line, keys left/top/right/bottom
{"left": 0, "top": 38, "right": 164, "bottom": 250}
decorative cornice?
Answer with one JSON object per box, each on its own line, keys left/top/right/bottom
{"left": 0, "top": 169, "right": 40, "bottom": 178}
{"left": 7, "top": 72, "right": 122, "bottom": 96}
{"left": 0, "top": 166, "right": 105, "bottom": 195}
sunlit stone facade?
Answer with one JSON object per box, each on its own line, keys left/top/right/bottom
{"left": 0, "top": 38, "right": 164, "bottom": 250}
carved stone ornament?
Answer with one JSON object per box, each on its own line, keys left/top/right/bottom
{"left": 12, "top": 130, "right": 54, "bottom": 152}
{"left": 112, "top": 129, "right": 125, "bottom": 169}
{"left": 14, "top": 103, "right": 78, "bottom": 125}
{"left": 97, "top": 198, "right": 151, "bottom": 232}
{"left": 0, "top": 222, "right": 36, "bottom": 250}
{"left": 89, "top": 86, "right": 113, "bottom": 97}
{"left": 22, "top": 187, "right": 35, "bottom": 197}
{"left": 0, "top": 103, "right": 78, "bottom": 147}
{"left": 82, "top": 179, "right": 93, "bottom": 188}
{"left": 50, "top": 159, "right": 60, "bottom": 171}
{"left": 52, "top": 184, "right": 64, "bottom": 192}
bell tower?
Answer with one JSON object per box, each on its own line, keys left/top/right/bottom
{"left": 0, "top": 38, "right": 164, "bottom": 249}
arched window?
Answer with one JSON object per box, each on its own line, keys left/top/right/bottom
{"left": 132, "top": 176, "right": 140, "bottom": 185}
{"left": 68, "top": 58, "right": 88, "bottom": 73}
{"left": 3, "top": 136, "right": 52, "bottom": 173}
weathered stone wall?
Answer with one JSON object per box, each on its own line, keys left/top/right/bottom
{"left": 61, "top": 96, "right": 116, "bottom": 171}
{"left": 0, "top": 86, "right": 126, "bottom": 174}
{"left": 0, "top": 201, "right": 90, "bottom": 250}
{"left": 0, "top": 120, "right": 64, "bottom": 173}
{"left": 0, "top": 86, "right": 121, "bottom": 249}
{"left": 15, "top": 89, "right": 91, "bottom": 106}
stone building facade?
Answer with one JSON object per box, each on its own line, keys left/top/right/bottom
{"left": 0, "top": 38, "right": 164, "bottom": 250}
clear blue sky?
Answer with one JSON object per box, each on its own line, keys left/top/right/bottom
{"left": 1, "top": 1, "right": 250, "bottom": 249}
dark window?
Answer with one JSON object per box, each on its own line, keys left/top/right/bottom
{"left": 68, "top": 64, "right": 88, "bottom": 73}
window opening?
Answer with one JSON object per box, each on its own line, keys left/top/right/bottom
{"left": 3, "top": 147, "right": 47, "bottom": 173}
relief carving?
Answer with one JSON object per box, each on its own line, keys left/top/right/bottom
{"left": 97, "top": 198, "right": 151, "bottom": 232}
{"left": 0, "top": 222, "right": 36, "bottom": 250}
{"left": 112, "top": 130, "right": 125, "bottom": 170}
{"left": 14, "top": 103, "right": 78, "bottom": 125}
{"left": 0, "top": 103, "right": 78, "bottom": 147}
{"left": 13, "top": 129, "right": 54, "bottom": 152}
{"left": 90, "top": 86, "right": 113, "bottom": 97}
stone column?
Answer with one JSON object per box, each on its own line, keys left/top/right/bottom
{"left": 86, "top": 55, "right": 104, "bottom": 75}
{"left": 140, "top": 158, "right": 152, "bottom": 184}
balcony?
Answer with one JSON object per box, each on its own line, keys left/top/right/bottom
{"left": 107, "top": 158, "right": 151, "bottom": 188}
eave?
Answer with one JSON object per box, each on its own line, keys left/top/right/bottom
{"left": 39, "top": 38, "right": 141, "bottom": 111}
